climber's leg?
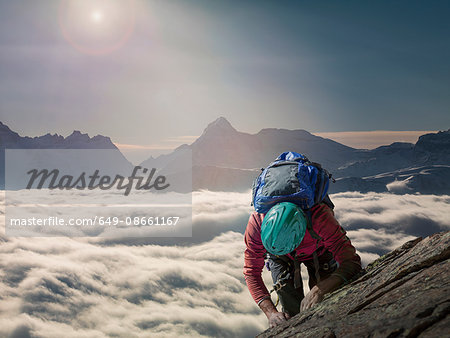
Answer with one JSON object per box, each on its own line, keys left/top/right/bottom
{"left": 267, "top": 254, "right": 305, "bottom": 317}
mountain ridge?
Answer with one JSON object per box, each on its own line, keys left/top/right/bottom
{"left": 142, "top": 117, "right": 360, "bottom": 171}
{"left": 0, "top": 126, "right": 117, "bottom": 150}
{"left": 1, "top": 118, "right": 449, "bottom": 194}
{"left": 0, "top": 122, "right": 130, "bottom": 189}
{"left": 140, "top": 117, "right": 449, "bottom": 193}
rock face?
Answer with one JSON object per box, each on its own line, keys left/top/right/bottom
{"left": 414, "top": 130, "right": 450, "bottom": 164}
{"left": 257, "top": 231, "right": 450, "bottom": 338}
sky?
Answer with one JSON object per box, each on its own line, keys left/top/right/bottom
{"left": 1, "top": 3, "right": 449, "bottom": 335}
{"left": 0, "top": 0, "right": 449, "bottom": 152}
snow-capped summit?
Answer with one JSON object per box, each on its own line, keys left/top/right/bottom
{"left": 414, "top": 129, "right": 450, "bottom": 164}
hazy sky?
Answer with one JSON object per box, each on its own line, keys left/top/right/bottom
{"left": 0, "top": 0, "right": 449, "bottom": 149}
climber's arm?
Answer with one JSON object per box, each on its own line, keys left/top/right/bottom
{"left": 259, "top": 299, "right": 291, "bottom": 328}
{"left": 301, "top": 204, "right": 362, "bottom": 310}
{"left": 243, "top": 213, "right": 271, "bottom": 303}
{"left": 300, "top": 274, "right": 342, "bottom": 311}
{"left": 244, "top": 212, "right": 291, "bottom": 327}
{"left": 313, "top": 204, "right": 362, "bottom": 282}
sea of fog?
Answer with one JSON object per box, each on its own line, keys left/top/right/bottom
{"left": 0, "top": 190, "right": 449, "bottom": 337}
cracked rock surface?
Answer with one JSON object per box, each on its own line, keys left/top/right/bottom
{"left": 257, "top": 231, "right": 450, "bottom": 338}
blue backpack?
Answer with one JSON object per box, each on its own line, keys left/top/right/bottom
{"left": 252, "top": 151, "right": 334, "bottom": 214}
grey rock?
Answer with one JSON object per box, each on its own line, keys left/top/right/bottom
{"left": 257, "top": 231, "right": 450, "bottom": 338}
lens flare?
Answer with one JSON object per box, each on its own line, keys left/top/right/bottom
{"left": 91, "top": 10, "right": 103, "bottom": 23}
{"left": 59, "top": 0, "right": 136, "bottom": 55}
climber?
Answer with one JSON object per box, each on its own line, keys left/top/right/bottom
{"left": 243, "top": 201, "right": 362, "bottom": 328}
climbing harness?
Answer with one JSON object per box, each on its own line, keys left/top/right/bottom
{"left": 269, "top": 270, "right": 291, "bottom": 307}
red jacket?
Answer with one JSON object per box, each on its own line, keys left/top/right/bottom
{"left": 243, "top": 203, "right": 362, "bottom": 304}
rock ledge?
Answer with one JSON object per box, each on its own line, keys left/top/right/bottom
{"left": 257, "top": 231, "right": 450, "bottom": 338}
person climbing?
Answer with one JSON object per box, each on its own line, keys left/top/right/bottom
{"left": 244, "top": 151, "right": 362, "bottom": 328}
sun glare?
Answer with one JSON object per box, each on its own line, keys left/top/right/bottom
{"left": 91, "top": 10, "right": 103, "bottom": 23}
{"left": 59, "top": 0, "right": 136, "bottom": 55}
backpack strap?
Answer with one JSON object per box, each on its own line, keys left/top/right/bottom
{"left": 305, "top": 209, "right": 321, "bottom": 242}
{"left": 312, "top": 251, "right": 321, "bottom": 284}
{"left": 305, "top": 209, "right": 322, "bottom": 285}
{"left": 322, "top": 194, "right": 335, "bottom": 210}
{"left": 292, "top": 209, "right": 322, "bottom": 288}
{"left": 293, "top": 257, "right": 302, "bottom": 289}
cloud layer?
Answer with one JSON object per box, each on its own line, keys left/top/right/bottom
{"left": 1, "top": 190, "right": 449, "bottom": 337}
{"left": 0, "top": 231, "right": 267, "bottom": 338}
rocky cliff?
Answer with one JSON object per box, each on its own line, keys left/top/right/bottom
{"left": 258, "top": 231, "right": 450, "bottom": 338}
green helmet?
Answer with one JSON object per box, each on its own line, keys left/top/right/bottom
{"left": 261, "top": 202, "right": 307, "bottom": 255}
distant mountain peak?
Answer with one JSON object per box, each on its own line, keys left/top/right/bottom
{"left": 0, "top": 121, "right": 14, "bottom": 132}
{"left": 65, "top": 130, "right": 90, "bottom": 143}
{"left": 203, "top": 117, "right": 236, "bottom": 134}
{"left": 68, "top": 130, "right": 86, "bottom": 137}
{"left": 258, "top": 127, "right": 313, "bottom": 137}
{"left": 0, "top": 122, "right": 118, "bottom": 150}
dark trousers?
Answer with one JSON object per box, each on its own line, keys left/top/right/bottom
{"left": 267, "top": 250, "right": 337, "bottom": 317}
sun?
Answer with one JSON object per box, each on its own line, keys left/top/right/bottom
{"left": 90, "top": 10, "right": 104, "bottom": 23}
{"left": 59, "top": 0, "right": 136, "bottom": 55}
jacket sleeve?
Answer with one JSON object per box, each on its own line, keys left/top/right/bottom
{"left": 312, "top": 204, "right": 362, "bottom": 283}
{"left": 243, "top": 212, "right": 271, "bottom": 305}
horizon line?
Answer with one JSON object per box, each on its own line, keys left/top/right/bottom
{"left": 115, "top": 129, "right": 439, "bottom": 151}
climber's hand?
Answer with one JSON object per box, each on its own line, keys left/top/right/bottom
{"left": 301, "top": 275, "right": 342, "bottom": 311}
{"left": 301, "top": 285, "right": 324, "bottom": 311}
{"left": 268, "top": 311, "right": 290, "bottom": 328}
